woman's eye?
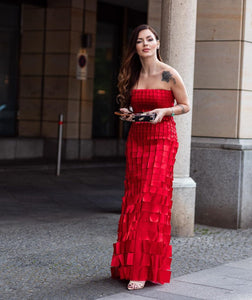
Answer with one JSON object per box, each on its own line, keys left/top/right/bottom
{"left": 136, "top": 40, "right": 141, "bottom": 44}
{"left": 148, "top": 39, "right": 153, "bottom": 42}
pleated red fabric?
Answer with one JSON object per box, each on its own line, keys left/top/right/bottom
{"left": 111, "top": 89, "right": 178, "bottom": 284}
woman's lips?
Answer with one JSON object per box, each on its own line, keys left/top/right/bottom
{"left": 143, "top": 49, "right": 150, "bottom": 52}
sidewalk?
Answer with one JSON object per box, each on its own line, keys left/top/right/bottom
{"left": 99, "top": 257, "right": 252, "bottom": 300}
{"left": 0, "top": 161, "right": 251, "bottom": 299}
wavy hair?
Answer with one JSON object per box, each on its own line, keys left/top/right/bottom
{"left": 117, "top": 24, "right": 162, "bottom": 108}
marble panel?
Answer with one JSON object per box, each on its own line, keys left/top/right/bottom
{"left": 21, "top": 31, "right": 44, "bottom": 53}
{"left": 70, "top": 31, "right": 81, "bottom": 54}
{"left": 46, "top": 31, "right": 70, "bottom": 53}
{"left": 19, "top": 76, "right": 42, "bottom": 98}
{"left": 18, "top": 99, "right": 41, "bottom": 121}
{"left": 80, "top": 139, "right": 93, "bottom": 159}
{"left": 42, "top": 121, "right": 58, "bottom": 138}
{"left": 194, "top": 41, "right": 241, "bottom": 89}
{"left": 241, "top": 42, "right": 252, "bottom": 91}
{"left": 84, "top": 10, "right": 96, "bottom": 34}
{"left": 22, "top": 7, "right": 45, "bottom": 30}
{"left": 71, "top": 8, "right": 83, "bottom": 31}
{"left": 47, "top": 0, "right": 71, "bottom": 7}
{"left": 147, "top": 0, "right": 161, "bottom": 36}
{"left": 0, "top": 139, "right": 16, "bottom": 159}
{"left": 46, "top": 8, "right": 71, "bottom": 30}
{"left": 80, "top": 123, "right": 92, "bottom": 139}
{"left": 192, "top": 89, "right": 239, "bottom": 138}
{"left": 87, "top": 55, "right": 95, "bottom": 78}
{"left": 80, "top": 101, "right": 93, "bottom": 123}
{"left": 45, "top": 54, "right": 69, "bottom": 76}
{"left": 68, "top": 77, "right": 81, "bottom": 100}
{"left": 85, "top": 0, "right": 97, "bottom": 12}
{"left": 190, "top": 143, "right": 242, "bottom": 228}
{"left": 65, "top": 122, "right": 79, "bottom": 139}
{"left": 16, "top": 139, "right": 43, "bottom": 158}
{"left": 239, "top": 90, "right": 252, "bottom": 138}
{"left": 42, "top": 99, "right": 68, "bottom": 121}
{"left": 81, "top": 79, "right": 94, "bottom": 101}
{"left": 19, "top": 120, "right": 41, "bottom": 137}
{"left": 67, "top": 100, "right": 79, "bottom": 122}
{"left": 196, "top": 0, "right": 243, "bottom": 40}
{"left": 64, "top": 139, "right": 79, "bottom": 159}
{"left": 20, "top": 54, "right": 43, "bottom": 76}
{"left": 44, "top": 77, "right": 69, "bottom": 99}
{"left": 243, "top": 0, "right": 252, "bottom": 42}
{"left": 241, "top": 149, "right": 252, "bottom": 228}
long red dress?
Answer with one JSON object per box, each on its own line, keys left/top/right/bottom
{"left": 111, "top": 89, "right": 178, "bottom": 284}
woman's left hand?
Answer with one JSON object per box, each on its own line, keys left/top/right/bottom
{"left": 148, "top": 108, "right": 167, "bottom": 124}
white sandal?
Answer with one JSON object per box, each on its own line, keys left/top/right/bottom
{"left": 127, "top": 280, "right": 146, "bottom": 290}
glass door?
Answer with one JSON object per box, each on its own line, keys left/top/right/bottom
{"left": 0, "top": 3, "right": 20, "bottom": 136}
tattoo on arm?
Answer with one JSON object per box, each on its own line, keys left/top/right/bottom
{"left": 161, "top": 71, "right": 176, "bottom": 85}
{"left": 178, "top": 104, "right": 185, "bottom": 114}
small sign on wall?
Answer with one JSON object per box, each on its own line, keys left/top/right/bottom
{"left": 76, "top": 49, "right": 88, "bottom": 80}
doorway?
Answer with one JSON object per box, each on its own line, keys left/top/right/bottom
{"left": 92, "top": 1, "right": 146, "bottom": 139}
{"left": 0, "top": 3, "right": 20, "bottom": 136}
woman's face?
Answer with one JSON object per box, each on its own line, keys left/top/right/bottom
{"left": 135, "top": 29, "right": 159, "bottom": 58}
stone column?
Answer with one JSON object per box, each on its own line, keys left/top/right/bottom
{"left": 191, "top": 0, "right": 252, "bottom": 229}
{"left": 160, "top": 0, "right": 197, "bottom": 236}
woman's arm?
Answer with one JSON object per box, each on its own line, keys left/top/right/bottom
{"left": 150, "top": 68, "right": 190, "bottom": 124}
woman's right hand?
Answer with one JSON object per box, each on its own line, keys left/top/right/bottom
{"left": 120, "top": 108, "right": 134, "bottom": 122}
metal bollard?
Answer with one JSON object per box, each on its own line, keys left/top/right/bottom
{"left": 56, "top": 114, "right": 63, "bottom": 176}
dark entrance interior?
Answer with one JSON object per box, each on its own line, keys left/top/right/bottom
{"left": 0, "top": 3, "right": 20, "bottom": 136}
{"left": 92, "top": 1, "right": 146, "bottom": 139}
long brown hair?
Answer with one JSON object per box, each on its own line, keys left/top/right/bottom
{"left": 117, "top": 24, "right": 162, "bottom": 108}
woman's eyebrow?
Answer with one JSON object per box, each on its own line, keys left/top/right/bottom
{"left": 137, "top": 35, "right": 152, "bottom": 40}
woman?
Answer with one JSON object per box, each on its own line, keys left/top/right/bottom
{"left": 111, "top": 24, "right": 190, "bottom": 291}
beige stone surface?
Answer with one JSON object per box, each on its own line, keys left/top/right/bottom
{"left": 46, "top": 31, "right": 70, "bottom": 53}
{"left": 46, "top": 8, "right": 71, "bottom": 30}
{"left": 42, "top": 100, "right": 68, "bottom": 121}
{"left": 81, "top": 79, "right": 94, "bottom": 101}
{"left": 85, "top": 0, "right": 97, "bottom": 12}
{"left": 47, "top": 0, "right": 71, "bottom": 7}
{"left": 192, "top": 89, "right": 239, "bottom": 138}
{"left": 80, "top": 101, "right": 93, "bottom": 123}
{"left": 19, "top": 76, "right": 42, "bottom": 98}
{"left": 20, "top": 54, "right": 43, "bottom": 76}
{"left": 84, "top": 10, "right": 97, "bottom": 34}
{"left": 21, "top": 31, "right": 44, "bottom": 53}
{"left": 45, "top": 54, "right": 70, "bottom": 76}
{"left": 42, "top": 121, "right": 58, "bottom": 138}
{"left": 69, "top": 54, "right": 82, "bottom": 77}
{"left": 72, "top": 0, "right": 84, "bottom": 9}
{"left": 243, "top": 0, "right": 252, "bottom": 42}
{"left": 196, "top": 0, "right": 243, "bottom": 41}
{"left": 65, "top": 122, "right": 79, "bottom": 139}
{"left": 80, "top": 123, "right": 92, "bottom": 139}
{"left": 70, "top": 31, "right": 81, "bottom": 54}
{"left": 87, "top": 56, "right": 95, "bottom": 78}
{"left": 239, "top": 90, "right": 252, "bottom": 138}
{"left": 67, "top": 100, "right": 80, "bottom": 122}
{"left": 44, "top": 77, "right": 69, "bottom": 99}
{"left": 147, "top": 0, "right": 161, "bottom": 36}
{"left": 19, "top": 120, "right": 41, "bottom": 137}
{"left": 22, "top": 7, "right": 45, "bottom": 30}
{"left": 194, "top": 41, "right": 241, "bottom": 89}
{"left": 68, "top": 77, "right": 81, "bottom": 100}
{"left": 18, "top": 99, "right": 41, "bottom": 121}
{"left": 241, "top": 41, "right": 252, "bottom": 91}
{"left": 71, "top": 8, "right": 83, "bottom": 31}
